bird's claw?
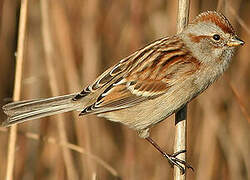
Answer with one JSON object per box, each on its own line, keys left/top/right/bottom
{"left": 163, "top": 150, "right": 194, "bottom": 174}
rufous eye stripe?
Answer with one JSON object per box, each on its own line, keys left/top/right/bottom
{"left": 188, "top": 34, "right": 210, "bottom": 43}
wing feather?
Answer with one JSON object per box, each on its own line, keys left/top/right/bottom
{"left": 77, "top": 36, "right": 200, "bottom": 115}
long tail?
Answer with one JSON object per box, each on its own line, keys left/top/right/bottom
{"left": 2, "top": 94, "right": 82, "bottom": 127}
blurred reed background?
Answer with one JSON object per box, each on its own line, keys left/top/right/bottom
{"left": 0, "top": 0, "right": 249, "bottom": 179}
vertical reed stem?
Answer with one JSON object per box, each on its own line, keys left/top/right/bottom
{"left": 40, "top": 0, "right": 78, "bottom": 179}
{"left": 5, "top": 0, "right": 28, "bottom": 179}
{"left": 174, "top": 0, "right": 190, "bottom": 179}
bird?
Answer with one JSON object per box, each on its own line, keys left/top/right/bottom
{"left": 2, "top": 11, "right": 244, "bottom": 174}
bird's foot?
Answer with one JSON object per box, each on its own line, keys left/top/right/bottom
{"left": 163, "top": 150, "right": 194, "bottom": 174}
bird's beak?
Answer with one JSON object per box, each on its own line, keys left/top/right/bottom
{"left": 227, "top": 36, "right": 245, "bottom": 47}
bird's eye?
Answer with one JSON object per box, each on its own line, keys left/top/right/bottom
{"left": 212, "top": 34, "right": 220, "bottom": 41}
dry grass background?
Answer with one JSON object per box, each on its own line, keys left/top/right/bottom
{"left": 0, "top": 0, "right": 249, "bottom": 179}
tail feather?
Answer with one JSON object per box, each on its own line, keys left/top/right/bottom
{"left": 2, "top": 94, "right": 82, "bottom": 127}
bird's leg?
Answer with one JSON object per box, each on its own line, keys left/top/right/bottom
{"left": 145, "top": 136, "right": 193, "bottom": 174}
